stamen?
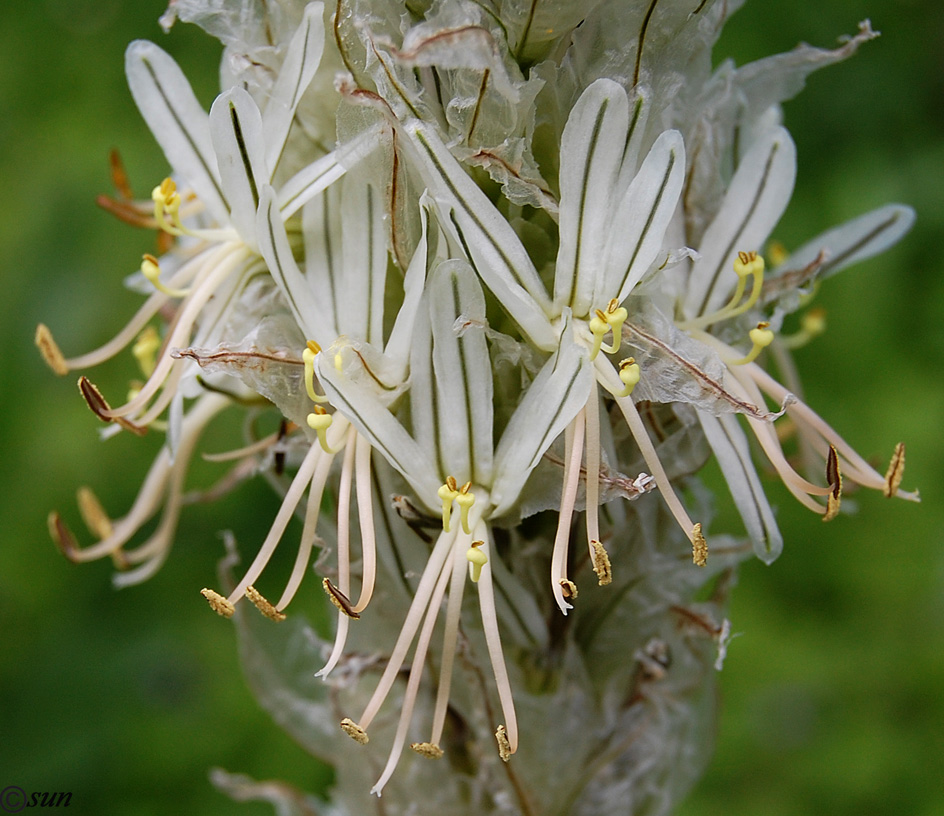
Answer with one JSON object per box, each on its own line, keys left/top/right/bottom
{"left": 823, "top": 445, "right": 842, "bottom": 522}
{"left": 245, "top": 585, "right": 287, "bottom": 622}
{"left": 131, "top": 326, "right": 162, "bottom": 378}
{"left": 35, "top": 324, "right": 68, "bottom": 376}
{"left": 307, "top": 405, "right": 337, "bottom": 453}
{"left": 590, "top": 540, "right": 612, "bottom": 585}
{"left": 551, "top": 413, "right": 585, "bottom": 614}
{"left": 729, "top": 322, "right": 775, "bottom": 366}
{"left": 884, "top": 443, "right": 906, "bottom": 498}
{"left": 141, "top": 253, "right": 190, "bottom": 298}
{"left": 410, "top": 742, "right": 444, "bottom": 759}
{"left": 455, "top": 482, "right": 475, "bottom": 534}
{"left": 692, "top": 523, "right": 708, "bottom": 567}
{"left": 77, "top": 486, "right": 113, "bottom": 540}
{"left": 322, "top": 577, "right": 360, "bottom": 619}
{"left": 340, "top": 718, "right": 369, "bottom": 745}
{"left": 559, "top": 579, "right": 578, "bottom": 600}
{"left": 303, "top": 341, "right": 329, "bottom": 403}
{"left": 780, "top": 307, "right": 827, "bottom": 350}
{"left": 351, "top": 434, "right": 378, "bottom": 614}
{"left": 78, "top": 376, "right": 147, "bottom": 436}
{"left": 584, "top": 385, "right": 602, "bottom": 555}
{"left": 438, "top": 476, "right": 459, "bottom": 531}
{"left": 201, "top": 588, "right": 235, "bottom": 618}
{"left": 48, "top": 511, "right": 79, "bottom": 561}
{"left": 495, "top": 725, "right": 512, "bottom": 762}
{"left": 680, "top": 251, "right": 766, "bottom": 330}
{"left": 588, "top": 301, "right": 629, "bottom": 360}
{"left": 466, "top": 540, "right": 487, "bottom": 582}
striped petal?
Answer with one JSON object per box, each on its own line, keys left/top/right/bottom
{"left": 684, "top": 126, "right": 796, "bottom": 318}
{"left": 210, "top": 87, "right": 269, "bottom": 248}
{"left": 554, "top": 78, "right": 630, "bottom": 316}
{"left": 125, "top": 40, "right": 229, "bottom": 224}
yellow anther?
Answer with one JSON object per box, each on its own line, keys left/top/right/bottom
{"left": 302, "top": 341, "right": 329, "bottom": 404}
{"left": 588, "top": 301, "right": 629, "bottom": 359}
{"left": 141, "top": 253, "right": 189, "bottom": 298}
{"left": 455, "top": 482, "right": 475, "bottom": 534}
{"left": 615, "top": 357, "right": 641, "bottom": 398}
{"left": 767, "top": 241, "right": 789, "bottom": 268}
{"left": 306, "top": 405, "right": 336, "bottom": 453}
{"left": 132, "top": 325, "right": 161, "bottom": 378}
{"left": 730, "top": 321, "right": 774, "bottom": 365}
{"left": 466, "top": 540, "right": 488, "bottom": 582}
{"left": 680, "top": 250, "right": 767, "bottom": 331}
{"left": 438, "top": 476, "right": 459, "bottom": 531}
{"left": 781, "top": 306, "right": 827, "bottom": 349}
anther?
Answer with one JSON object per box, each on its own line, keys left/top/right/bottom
{"left": 132, "top": 326, "right": 161, "bottom": 378}
{"left": 35, "top": 324, "right": 68, "bottom": 376}
{"left": 302, "top": 341, "right": 329, "bottom": 403}
{"left": 730, "top": 321, "right": 774, "bottom": 365}
{"left": 495, "top": 725, "right": 512, "bottom": 762}
{"left": 884, "top": 442, "right": 906, "bottom": 498}
{"left": 692, "top": 523, "right": 707, "bottom": 567}
{"left": 559, "top": 579, "right": 578, "bottom": 600}
{"left": 466, "top": 540, "right": 487, "bottom": 583}
{"left": 455, "top": 482, "right": 475, "bottom": 534}
{"left": 823, "top": 445, "right": 842, "bottom": 522}
{"left": 438, "top": 476, "right": 459, "bottom": 531}
{"left": 77, "top": 486, "right": 113, "bottom": 540}
{"left": 201, "top": 588, "right": 235, "bottom": 618}
{"left": 590, "top": 540, "right": 612, "bottom": 586}
{"left": 411, "top": 742, "right": 444, "bottom": 759}
{"left": 245, "top": 585, "right": 287, "bottom": 622}
{"left": 306, "top": 405, "right": 336, "bottom": 453}
{"left": 141, "top": 253, "right": 189, "bottom": 298}
{"left": 340, "top": 718, "right": 369, "bottom": 745}
{"left": 322, "top": 577, "right": 361, "bottom": 619}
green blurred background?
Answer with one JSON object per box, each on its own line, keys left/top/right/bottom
{"left": 0, "top": 1, "right": 941, "bottom": 814}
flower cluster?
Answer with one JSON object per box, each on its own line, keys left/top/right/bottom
{"left": 38, "top": 0, "right": 916, "bottom": 811}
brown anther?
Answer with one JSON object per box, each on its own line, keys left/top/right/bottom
{"left": 322, "top": 577, "right": 361, "bottom": 619}
{"left": 77, "top": 486, "right": 113, "bottom": 539}
{"left": 823, "top": 445, "right": 842, "bottom": 522}
{"left": 245, "top": 585, "right": 286, "bottom": 622}
{"left": 47, "top": 511, "right": 79, "bottom": 560}
{"left": 201, "top": 588, "right": 235, "bottom": 618}
{"left": 340, "top": 718, "right": 369, "bottom": 744}
{"left": 692, "top": 523, "right": 707, "bottom": 567}
{"left": 445, "top": 475, "right": 458, "bottom": 492}
{"left": 142, "top": 252, "right": 160, "bottom": 267}
{"left": 594, "top": 308, "right": 607, "bottom": 322}
{"left": 606, "top": 298, "right": 619, "bottom": 314}
{"left": 559, "top": 579, "right": 578, "bottom": 600}
{"left": 884, "top": 442, "right": 906, "bottom": 498}
{"left": 108, "top": 148, "right": 134, "bottom": 200}
{"left": 77, "top": 376, "right": 148, "bottom": 437}
{"left": 35, "top": 324, "right": 68, "bottom": 376}
{"left": 495, "top": 725, "right": 512, "bottom": 762}
{"left": 306, "top": 339, "right": 321, "bottom": 355}
{"left": 459, "top": 481, "right": 472, "bottom": 494}
{"left": 738, "top": 250, "right": 756, "bottom": 265}
{"left": 590, "top": 540, "right": 612, "bottom": 586}
{"left": 756, "top": 320, "right": 770, "bottom": 330}
{"left": 619, "top": 357, "right": 637, "bottom": 371}
{"left": 410, "top": 742, "right": 444, "bottom": 759}
{"left": 310, "top": 404, "right": 328, "bottom": 416}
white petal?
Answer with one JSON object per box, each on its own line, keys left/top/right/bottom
{"left": 278, "top": 151, "right": 347, "bottom": 218}
{"left": 491, "top": 329, "right": 592, "bottom": 517}
{"left": 684, "top": 126, "right": 796, "bottom": 318}
{"left": 405, "top": 121, "right": 557, "bottom": 350}
{"left": 317, "top": 351, "right": 441, "bottom": 506}
{"left": 210, "top": 87, "right": 269, "bottom": 248}
{"left": 262, "top": 2, "right": 326, "bottom": 175}
{"left": 125, "top": 40, "right": 229, "bottom": 225}
{"left": 340, "top": 174, "right": 388, "bottom": 345}
{"left": 554, "top": 78, "right": 629, "bottom": 316}
{"left": 301, "top": 180, "right": 342, "bottom": 341}
{"left": 601, "top": 129, "right": 685, "bottom": 306}
{"left": 256, "top": 186, "right": 332, "bottom": 342}
{"left": 613, "top": 85, "right": 652, "bottom": 199}
{"left": 765, "top": 204, "right": 915, "bottom": 302}
{"left": 698, "top": 411, "right": 783, "bottom": 564}
{"left": 428, "top": 260, "right": 494, "bottom": 487}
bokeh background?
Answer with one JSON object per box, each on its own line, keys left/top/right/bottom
{"left": 1, "top": 1, "right": 941, "bottom": 814}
